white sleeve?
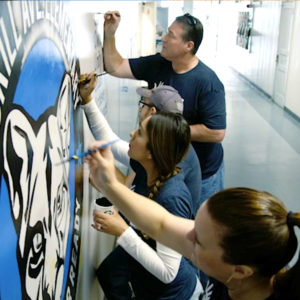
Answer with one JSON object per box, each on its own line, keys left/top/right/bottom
{"left": 81, "top": 100, "right": 130, "bottom": 167}
{"left": 117, "top": 226, "right": 181, "bottom": 283}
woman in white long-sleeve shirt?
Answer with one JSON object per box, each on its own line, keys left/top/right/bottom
{"left": 93, "top": 112, "right": 200, "bottom": 299}
{"left": 79, "top": 74, "right": 201, "bottom": 299}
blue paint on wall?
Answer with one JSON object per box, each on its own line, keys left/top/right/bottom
{"left": 13, "top": 39, "right": 65, "bottom": 120}
{"left": 0, "top": 38, "right": 76, "bottom": 299}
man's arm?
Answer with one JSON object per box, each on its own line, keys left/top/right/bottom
{"left": 190, "top": 124, "right": 226, "bottom": 143}
{"left": 190, "top": 84, "right": 226, "bottom": 143}
{"left": 103, "top": 11, "right": 135, "bottom": 79}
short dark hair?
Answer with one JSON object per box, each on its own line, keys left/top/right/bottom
{"left": 175, "top": 13, "right": 203, "bottom": 55}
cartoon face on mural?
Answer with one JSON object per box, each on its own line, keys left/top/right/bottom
{"left": 3, "top": 73, "right": 71, "bottom": 299}
{"left": 0, "top": 1, "right": 82, "bottom": 299}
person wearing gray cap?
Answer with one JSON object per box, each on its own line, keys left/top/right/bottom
{"left": 136, "top": 85, "right": 184, "bottom": 114}
{"left": 79, "top": 73, "right": 202, "bottom": 299}
{"left": 133, "top": 84, "right": 202, "bottom": 215}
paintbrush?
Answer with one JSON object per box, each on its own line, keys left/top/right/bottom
{"left": 78, "top": 72, "right": 107, "bottom": 85}
{"left": 57, "top": 139, "right": 119, "bottom": 165}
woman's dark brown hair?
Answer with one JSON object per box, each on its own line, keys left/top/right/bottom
{"left": 207, "top": 187, "right": 300, "bottom": 299}
{"left": 146, "top": 111, "right": 190, "bottom": 199}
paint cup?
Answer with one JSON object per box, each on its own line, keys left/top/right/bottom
{"left": 93, "top": 197, "right": 114, "bottom": 215}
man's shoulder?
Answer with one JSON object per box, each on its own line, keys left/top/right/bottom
{"left": 196, "top": 60, "right": 217, "bottom": 75}
{"left": 129, "top": 53, "right": 171, "bottom": 82}
{"left": 192, "top": 60, "right": 224, "bottom": 90}
{"left": 129, "top": 53, "right": 168, "bottom": 65}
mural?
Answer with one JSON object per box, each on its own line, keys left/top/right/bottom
{"left": 0, "top": 1, "right": 83, "bottom": 299}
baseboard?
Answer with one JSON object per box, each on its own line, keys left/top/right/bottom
{"left": 284, "top": 107, "right": 300, "bottom": 124}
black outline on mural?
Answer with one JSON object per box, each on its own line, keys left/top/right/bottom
{"left": 0, "top": 1, "right": 83, "bottom": 299}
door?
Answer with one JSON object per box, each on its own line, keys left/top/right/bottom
{"left": 273, "top": 2, "right": 295, "bottom": 107}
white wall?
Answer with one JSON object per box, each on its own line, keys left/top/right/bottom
{"left": 205, "top": 1, "right": 281, "bottom": 96}
{"left": 138, "top": 2, "right": 156, "bottom": 56}
{"left": 285, "top": 2, "right": 300, "bottom": 118}
{"left": 67, "top": 7, "right": 115, "bottom": 300}
{"left": 194, "top": 1, "right": 300, "bottom": 119}
{"left": 68, "top": 2, "right": 142, "bottom": 300}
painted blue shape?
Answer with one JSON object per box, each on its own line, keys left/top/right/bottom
{"left": 0, "top": 37, "right": 76, "bottom": 299}
{"left": 13, "top": 39, "right": 65, "bottom": 120}
{"left": 0, "top": 177, "right": 21, "bottom": 299}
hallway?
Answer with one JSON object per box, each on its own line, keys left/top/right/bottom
{"left": 217, "top": 63, "right": 300, "bottom": 264}
{"left": 218, "top": 65, "right": 300, "bottom": 212}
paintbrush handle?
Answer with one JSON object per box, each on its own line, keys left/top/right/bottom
{"left": 95, "top": 139, "right": 120, "bottom": 152}
{"left": 79, "top": 73, "right": 107, "bottom": 85}
{"left": 76, "top": 139, "right": 119, "bottom": 158}
{"left": 61, "top": 139, "right": 120, "bottom": 164}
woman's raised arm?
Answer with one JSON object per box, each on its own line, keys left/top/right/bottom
{"left": 87, "top": 140, "right": 195, "bottom": 259}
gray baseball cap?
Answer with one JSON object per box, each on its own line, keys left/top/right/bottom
{"left": 136, "top": 85, "right": 184, "bottom": 114}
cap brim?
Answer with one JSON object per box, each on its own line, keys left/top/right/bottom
{"left": 136, "top": 87, "right": 152, "bottom": 98}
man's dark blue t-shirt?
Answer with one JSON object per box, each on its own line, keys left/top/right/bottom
{"left": 129, "top": 53, "right": 226, "bottom": 179}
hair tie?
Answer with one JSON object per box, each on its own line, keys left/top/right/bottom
{"left": 286, "top": 211, "right": 294, "bottom": 229}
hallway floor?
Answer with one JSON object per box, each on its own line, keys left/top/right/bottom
{"left": 218, "top": 66, "right": 300, "bottom": 213}
{"left": 217, "top": 65, "right": 300, "bottom": 264}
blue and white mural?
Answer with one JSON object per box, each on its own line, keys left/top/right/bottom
{"left": 0, "top": 1, "right": 83, "bottom": 299}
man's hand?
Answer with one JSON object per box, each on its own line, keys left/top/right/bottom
{"left": 79, "top": 72, "right": 98, "bottom": 104}
{"left": 104, "top": 11, "right": 121, "bottom": 38}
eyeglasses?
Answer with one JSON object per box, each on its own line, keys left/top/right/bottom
{"left": 138, "top": 99, "right": 154, "bottom": 109}
{"left": 184, "top": 13, "right": 197, "bottom": 27}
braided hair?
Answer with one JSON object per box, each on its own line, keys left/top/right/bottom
{"left": 141, "top": 112, "right": 190, "bottom": 241}
{"left": 148, "top": 168, "right": 180, "bottom": 200}
{"left": 146, "top": 111, "right": 190, "bottom": 200}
